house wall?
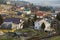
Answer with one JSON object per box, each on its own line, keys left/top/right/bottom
{"left": 34, "top": 21, "right": 41, "bottom": 30}
{"left": 12, "top": 23, "right": 23, "bottom": 30}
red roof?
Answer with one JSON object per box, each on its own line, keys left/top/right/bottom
{"left": 36, "top": 11, "right": 44, "bottom": 16}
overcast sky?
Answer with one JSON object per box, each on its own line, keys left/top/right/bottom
{"left": 19, "top": 0, "right": 60, "bottom": 6}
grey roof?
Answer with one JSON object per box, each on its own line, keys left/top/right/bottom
{"left": 2, "top": 22, "right": 12, "bottom": 25}
{"left": 4, "top": 18, "right": 20, "bottom": 24}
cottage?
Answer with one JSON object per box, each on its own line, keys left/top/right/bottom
{"left": 1, "top": 22, "right": 13, "bottom": 29}
{"left": 34, "top": 19, "right": 51, "bottom": 31}
{"left": 23, "top": 8, "right": 31, "bottom": 15}
{"left": 2, "top": 18, "right": 24, "bottom": 30}
{"left": 36, "top": 11, "right": 44, "bottom": 18}
{"left": 24, "top": 11, "right": 31, "bottom": 15}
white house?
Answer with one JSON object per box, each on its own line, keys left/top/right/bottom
{"left": 34, "top": 20, "right": 41, "bottom": 30}
{"left": 23, "top": 11, "right": 31, "bottom": 15}
{"left": 34, "top": 19, "right": 52, "bottom": 31}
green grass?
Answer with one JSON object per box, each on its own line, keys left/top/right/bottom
{"left": 17, "top": 28, "right": 48, "bottom": 40}
{"left": 50, "top": 36, "right": 60, "bottom": 40}
{"left": 0, "top": 37, "right": 14, "bottom": 40}
{"left": 16, "top": 28, "right": 37, "bottom": 33}
{"left": 0, "top": 28, "right": 48, "bottom": 40}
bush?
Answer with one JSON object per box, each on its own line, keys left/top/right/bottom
{"left": 56, "top": 12, "right": 60, "bottom": 21}
{"left": 52, "top": 12, "right": 60, "bottom": 34}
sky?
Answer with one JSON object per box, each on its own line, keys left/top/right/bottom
{"left": 19, "top": 0, "right": 60, "bottom": 7}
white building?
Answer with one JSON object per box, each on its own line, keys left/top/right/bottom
{"left": 34, "top": 19, "right": 51, "bottom": 31}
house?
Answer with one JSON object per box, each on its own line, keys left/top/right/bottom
{"left": 23, "top": 8, "right": 31, "bottom": 15}
{"left": 2, "top": 18, "right": 24, "bottom": 30}
{"left": 34, "top": 19, "right": 51, "bottom": 31}
{"left": 23, "top": 10, "right": 31, "bottom": 15}
{"left": 20, "top": 7, "right": 25, "bottom": 11}
{"left": 1, "top": 22, "right": 12, "bottom": 29}
{"left": 36, "top": 11, "right": 44, "bottom": 18}
{"left": 17, "top": 11, "right": 22, "bottom": 16}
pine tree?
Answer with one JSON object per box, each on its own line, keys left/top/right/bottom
{"left": 33, "top": 14, "right": 37, "bottom": 22}
{"left": 55, "top": 13, "right": 60, "bottom": 34}
{"left": 0, "top": 15, "right": 3, "bottom": 25}
{"left": 41, "top": 23, "right": 45, "bottom": 30}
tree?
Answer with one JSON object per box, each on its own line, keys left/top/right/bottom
{"left": 0, "top": 15, "right": 3, "bottom": 25}
{"left": 51, "top": 12, "right": 60, "bottom": 35}
{"left": 55, "top": 13, "right": 60, "bottom": 34}
{"left": 56, "top": 12, "right": 60, "bottom": 21}
{"left": 0, "top": 0, "right": 4, "bottom": 4}
{"left": 41, "top": 23, "right": 45, "bottom": 30}
{"left": 33, "top": 14, "right": 37, "bottom": 22}
{"left": 39, "top": 6, "right": 51, "bottom": 12}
